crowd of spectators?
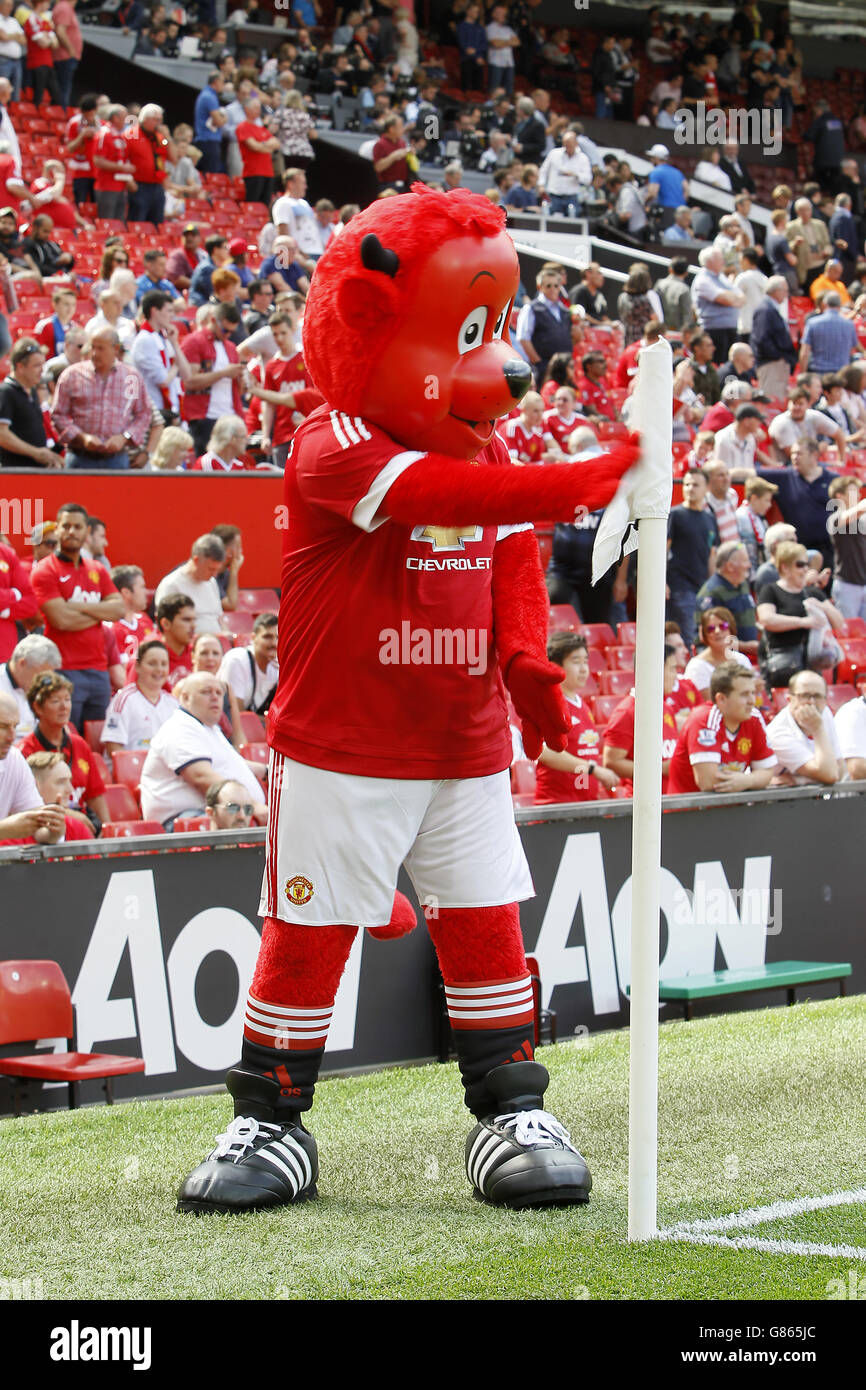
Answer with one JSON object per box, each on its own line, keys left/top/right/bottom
{"left": 3, "top": 1, "right": 866, "bottom": 843}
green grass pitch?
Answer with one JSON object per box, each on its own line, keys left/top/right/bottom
{"left": 1, "top": 995, "right": 864, "bottom": 1301}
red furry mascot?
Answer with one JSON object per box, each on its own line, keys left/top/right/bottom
{"left": 178, "top": 185, "right": 639, "bottom": 1214}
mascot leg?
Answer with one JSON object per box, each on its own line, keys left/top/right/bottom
{"left": 177, "top": 919, "right": 357, "bottom": 1215}
{"left": 429, "top": 904, "right": 592, "bottom": 1209}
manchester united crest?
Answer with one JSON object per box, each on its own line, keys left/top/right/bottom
{"left": 88, "top": 570, "right": 101, "bottom": 584}
{"left": 285, "top": 875, "right": 314, "bottom": 905}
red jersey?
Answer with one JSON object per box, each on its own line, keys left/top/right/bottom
{"left": 66, "top": 112, "right": 96, "bottom": 176}
{"left": 542, "top": 407, "right": 586, "bottom": 452}
{"left": 262, "top": 351, "right": 313, "bottom": 447}
{"left": 667, "top": 703, "right": 775, "bottom": 796}
{"left": 666, "top": 675, "right": 699, "bottom": 722}
{"left": 165, "top": 643, "right": 193, "bottom": 692}
{"left": 534, "top": 693, "right": 603, "bottom": 804}
{"left": 25, "top": 12, "right": 55, "bottom": 69}
{"left": 269, "top": 405, "right": 520, "bottom": 778}
{"left": 112, "top": 612, "right": 158, "bottom": 676}
{"left": 235, "top": 122, "right": 274, "bottom": 178}
{"left": 0, "top": 153, "right": 22, "bottom": 211}
{"left": 93, "top": 125, "right": 131, "bottom": 194}
{"left": 503, "top": 417, "right": 547, "bottom": 464}
{"left": 190, "top": 451, "right": 247, "bottom": 472}
{"left": 580, "top": 378, "right": 615, "bottom": 420}
{"left": 124, "top": 123, "right": 168, "bottom": 185}
{"left": 615, "top": 342, "right": 641, "bottom": 388}
{"left": 30, "top": 552, "right": 118, "bottom": 671}
{"left": 18, "top": 726, "right": 106, "bottom": 809}
{"left": 29, "top": 177, "right": 77, "bottom": 229}
{"left": 602, "top": 692, "right": 678, "bottom": 794}
{"left": 0, "top": 541, "right": 38, "bottom": 662}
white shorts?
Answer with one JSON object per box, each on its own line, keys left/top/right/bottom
{"left": 259, "top": 753, "right": 534, "bottom": 926}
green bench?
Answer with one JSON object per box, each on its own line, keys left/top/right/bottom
{"left": 656, "top": 960, "right": 853, "bottom": 1020}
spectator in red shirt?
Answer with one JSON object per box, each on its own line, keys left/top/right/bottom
{"left": 180, "top": 301, "right": 245, "bottom": 457}
{"left": 166, "top": 223, "right": 206, "bottom": 292}
{"left": 615, "top": 320, "right": 663, "bottom": 389}
{"left": 125, "top": 102, "right": 169, "bottom": 227}
{"left": 29, "top": 501, "right": 124, "bottom": 728}
{"left": 23, "top": 0, "right": 59, "bottom": 109}
{"left": 110, "top": 563, "right": 157, "bottom": 679}
{"left": 0, "top": 539, "right": 37, "bottom": 661}
{"left": 93, "top": 103, "right": 136, "bottom": 223}
{"left": 19, "top": 671, "right": 108, "bottom": 826}
{"left": 543, "top": 386, "right": 587, "bottom": 454}
{"left": 248, "top": 310, "right": 319, "bottom": 467}
{"left": 190, "top": 414, "right": 250, "bottom": 472}
{"left": 65, "top": 93, "right": 100, "bottom": 205}
{"left": 26, "top": 749, "right": 94, "bottom": 841}
{"left": 28, "top": 158, "right": 87, "bottom": 230}
{"left": 580, "top": 351, "right": 616, "bottom": 419}
{"left": 155, "top": 593, "right": 196, "bottom": 691}
{"left": 667, "top": 659, "right": 777, "bottom": 795}
{"left": 373, "top": 114, "right": 409, "bottom": 190}
{"left": 235, "top": 97, "right": 279, "bottom": 206}
{"left": 51, "top": 0, "right": 82, "bottom": 112}
{"left": 34, "top": 286, "right": 77, "bottom": 358}
{"left": 602, "top": 644, "right": 681, "bottom": 795}
{"left": 534, "top": 633, "right": 619, "bottom": 803}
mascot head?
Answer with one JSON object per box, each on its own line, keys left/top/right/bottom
{"left": 302, "top": 183, "right": 532, "bottom": 458}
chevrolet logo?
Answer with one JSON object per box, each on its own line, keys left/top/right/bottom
{"left": 413, "top": 524, "right": 483, "bottom": 551}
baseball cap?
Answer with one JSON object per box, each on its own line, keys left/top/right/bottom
{"left": 646, "top": 144, "right": 669, "bottom": 159}
{"left": 228, "top": 237, "right": 248, "bottom": 256}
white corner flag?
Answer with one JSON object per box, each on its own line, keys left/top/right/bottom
{"left": 591, "top": 339, "right": 674, "bottom": 1242}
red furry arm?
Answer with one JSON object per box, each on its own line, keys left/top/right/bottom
{"left": 384, "top": 436, "right": 639, "bottom": 526}
{"left": 493, "top": 529, "right": 569, "bottom": 758}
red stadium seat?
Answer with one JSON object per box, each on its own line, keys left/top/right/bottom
{"left": 510, "top": 759, "right": 537, "bottom": 794}
{"left": 83, "top": 720, "right": 104, "bottom": 751}
{"left": 225, "top": 610, "right": 255, "bottom": 638}
{"left": 593, "top": 693, "right": 625, "bottom": 725}
{"left": 595, "top": 420, "right": 629, "bottom": 441}
{"left": 111, "top": 749, "right": 147, "bottom": 793}
{"left": 826, "top": 684, "right": 857, "bottom": 713}
{"left": 587, "top": 647, "right": 607, "bottom": 674}
{"left": 837, "top": 638, "right": 866, "bottom": 685}
{"left": 581, "top": 623, "right": 616, "bottom": 648}
{"left": 239, "top": 710, "right": 266, "bottom": 742}
{"left": 236, "top": 588, "right": 280, "bottom": 614}
{"left": 100, "top": 821, "right": 165, "bottom": 837}
{"left": 173, "top": 816, "right": 210, "bottom": 833}
{"left": 0, "top": 959, "right": 145, "bottom": 1112}
{"left": 617, "top": 622, "right": 638, "bottom": 647}
{"left": 101, "top": 784, "right": 140, "bottom": 822}
{"left": 607, "top": 645, "right": 636, "bottom": 670}
{"left": 597, "top": 670, "right": 633, "bottom": 697}
{"left": 841, "top": 618, "right": 866, "bottom": 641}
{"left": 548, "top": 604, "right": 580, "bottom": 631}
{"left": 239, "top": 742, "right": 269, "bottom": 763}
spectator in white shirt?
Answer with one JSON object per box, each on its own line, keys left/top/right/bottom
{"left": 130, "top": 290, "right": 191, "bottom": 420}
{"left": 713, "top": 404, "right": 770, "bottom": 476}
{"left": 154, "top": 533, "right": 228, "bottom": 635}
{"left": 205, "top": 777, "right": 256, "bottom": 830}
{"left": 0, "top": 692, "right": 64, "bottom": 841}
{"left": 0, "top": 633, "right": 60, "bottom": 738}
{"left": 538, "top": 130, "right": 591, "bottom": 218}
{"left": 768, "top": 388, "right": 845, "bottom": 462}
{"left": 270, "top": 167, "right": 321, "bottom": 263}
{"left": 102, "top": 640, "right": 178, "bottom": 757}
{"left": 217, "top": 613, "right": 278, "bottom": 714}
{"left": 140, "top": 672, "right": 268, "bottom": 828}
{"left": 734, "top": 247, "right": 768, "bottom": 334}
{"left": 835, "top": 690, "right": 866, "bottom": 779}
{"left": 485, "top": 4, "right": 518, "bottom": 96}
{"left": 767, "top": 670, "right": 844, "bottom": 785}
{"left": 0, "top": 1, "right": 26, "bottom": 102}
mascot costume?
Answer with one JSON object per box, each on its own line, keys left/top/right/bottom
{"left": 178, "top": 184, "right": 639, "bottom": 1214}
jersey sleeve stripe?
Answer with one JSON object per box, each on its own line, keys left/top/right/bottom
{"left": 329, "top": 409, "right": 351, "bottom": 449}
{"left": 496, "top": 522, "right": 535, "bottom": 541}
{"left": 350, "top": 448, "right": 427, "bottom": 533}
{"left": 339, "top": 413, "right": 362, "bottom": 446}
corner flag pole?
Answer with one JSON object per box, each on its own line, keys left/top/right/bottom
{"left": 626, "top": 340, "right": 673, "bottom": 1242}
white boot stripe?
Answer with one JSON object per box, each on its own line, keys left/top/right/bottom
{"left": 278, "top": 1135, "right": 312, "bottom": 1187}
{"left": 467, "top": 1131, "right": 494, "bottom": 1186}
{"left": 469, "top": 1132, "right": 500, "bottom": 1187}
{"left": 271, "top": 1141, "right": 305, "bottom": 1189}
{"left": 477, "top": 1141, "right": 512, "bottom": 1191}
{"left": 258, "top": 1146, "right": 301, "bottom": 1193}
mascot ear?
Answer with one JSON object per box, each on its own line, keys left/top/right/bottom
{"left": 336, "top": 273, "right": 402, "bottom": 332}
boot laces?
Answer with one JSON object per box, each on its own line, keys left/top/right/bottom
{"left": 212, "top": 1115, "right": 283, "bottom": 1163}
{"left": 494, "top": 1108, "right": 580, "bottom": 1153}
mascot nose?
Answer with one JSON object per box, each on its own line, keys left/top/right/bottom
{"left": 504, "top": 357, "right": 532, "bottom": 402}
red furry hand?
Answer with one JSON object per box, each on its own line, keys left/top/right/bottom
{"left": 367, "top": 889, "right": 418, "bottom": 940}
{"left": 506, "top": 653, "right": 570, "bottom": 761}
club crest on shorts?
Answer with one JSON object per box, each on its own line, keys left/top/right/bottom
{"left": 285, "top": 875, "right": 314, "bottom": 905}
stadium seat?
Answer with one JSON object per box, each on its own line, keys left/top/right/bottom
{"left": 587, "top": 647, "right": 607, "bottom": 674}
{"left": 91, "top": 750, "right": 110, "bottom": 783}
{"left": 548, "top": 604, "right": 580, "bottom": 631}
{"left": 841, "top": 618, "right": 866, "bottom": 641}
{"left": 173, "top": 816, "right": 210, "bottom": 832}
{"left": 617, "top": 622, "right": 638, "bottom": 646}
{"left": 607, "top": 645, "right": 636, "bottom": 670}
{"left": 239, "top": 710, "right": 266, "bottom": 742}
{"left": 83, "top": 720, "right": 104, "bottom": 751}
{"left": 580, "top": 623, "right": 615, "bottom": 648}
{"left": 597, "top": 670, "right": 633, "bottom": 697}
{"left": 111, "top": 749, "right": 146, "bottom": 793}
{"left": 826, "top": 684, "right": 857, "bottom": 713}
{"left": 239, "top": 742, "right": 268, "bottom": 763}
{"left": 101, "top": 821, "right": 165, "bottom": 837}
{"left": 236, "top": 588, "right": 280, "bottom": 614}
{"left": 100, "top": 784, "right": 140, "bottom": 822}
{"left": 0, "top": 959, "right": 145, "bottom": 1113}
{"left": 836, "top": 638, "right": 866, "bottom": 685}
{"left": 510, "top": 759, "right": 537, "bottom": 794}
{"left": 225, "top": 610, "right": 255, "bottom": 638}
{"left": 593, "top": 693, "right": 624, "bottom": 725}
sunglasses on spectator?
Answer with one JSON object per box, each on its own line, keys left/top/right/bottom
{"left": 220, "top": 802, "right": 253, "bottom": 815}
{"left": 706, "top": 621, "right": 730, "bottom": 633}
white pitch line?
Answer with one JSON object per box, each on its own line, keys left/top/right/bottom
{"left": 657, "top": 1186, "right": 866, "bottom": 1238}
{"left": 659, "top": 1232, "right": 866, "bottom": 1262}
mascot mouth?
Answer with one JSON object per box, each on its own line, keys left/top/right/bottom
{"left": 449, "top": 412, "right": 495, "bottom": 439}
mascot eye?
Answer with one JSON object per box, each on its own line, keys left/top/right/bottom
{"left": 457, "top": 307, "right": 488, "bottom": 354}
{"left": 492, "top": 302, "right": 511, "bottom": 341}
